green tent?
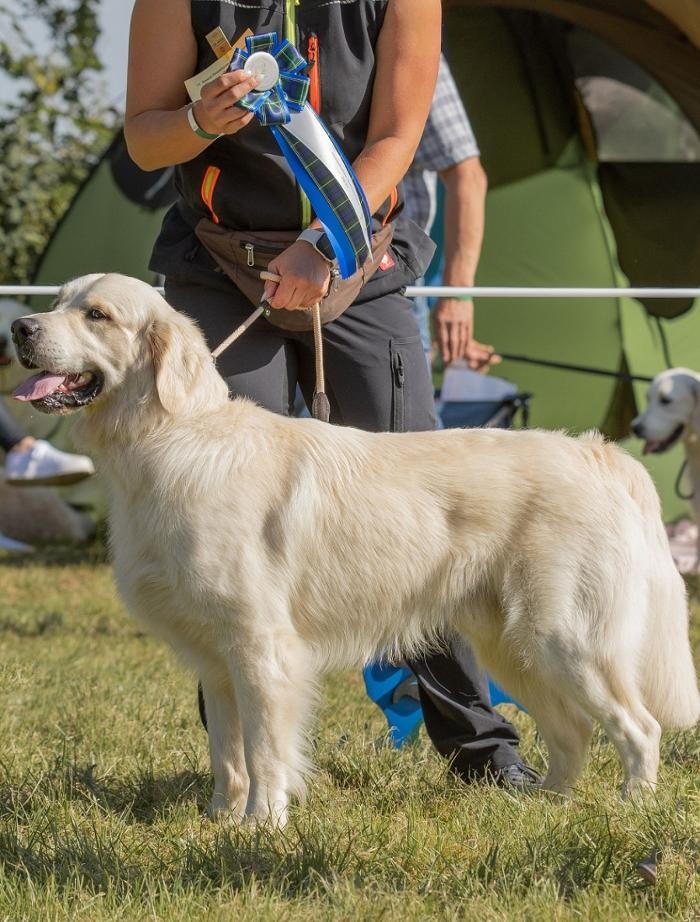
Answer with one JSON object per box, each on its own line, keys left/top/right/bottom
{"left": 440, "top": 0, "right": 700, "bottom": 518}
{"left": 31, "top": 133, "right": 172, "bottom": 295}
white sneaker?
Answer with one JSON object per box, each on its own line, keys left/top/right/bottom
{"left": 5, "top": 439, "right": 95, "bottom": 487}
{"left": 0, "top": 531, "right": 34, "bottom": 553}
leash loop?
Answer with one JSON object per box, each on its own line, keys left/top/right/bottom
{"left": 675, "top": 458, "right": 695, "bottom": 501}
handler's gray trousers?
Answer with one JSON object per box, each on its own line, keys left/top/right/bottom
{"left": 165, "top": 264, "right": 521, "bottom": 777}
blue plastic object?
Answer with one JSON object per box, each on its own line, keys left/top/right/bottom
{"left": 362, "top": 662, "right": 423, "bottom": 747}
{"left": 363, "top": 662, "right": 523, "bottom": 748}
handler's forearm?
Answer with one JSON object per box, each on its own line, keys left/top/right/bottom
{"left": 125, "top": 106, "right": 213, "bottom": 172}
{"left": 441, "top": 158, "right": 488, "bottom": 286}
{"left": 352, "top": 138, "right": 418, "bottom": 215}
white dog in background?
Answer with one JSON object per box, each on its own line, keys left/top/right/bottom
{"left": 10, "top": 274, "right": 699, "bottom": 826}
{"left": 632, "top": 368, "right": 700, "bottom": 567}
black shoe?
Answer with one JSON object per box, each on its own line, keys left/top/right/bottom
{"left": 492, "top": 761, "right": 542, "bottom": 790}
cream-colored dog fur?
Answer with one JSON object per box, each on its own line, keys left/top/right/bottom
{"left": 632, "top": 368, "right": 700, "bottom": 566}
{"left": 12, "top": 274, "right": 699, "bottom": 825}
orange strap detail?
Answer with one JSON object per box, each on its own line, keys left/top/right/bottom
{"left": 200, "top": 166, "right": 221, "bottom": 225}
{"left": 382, "top": 186, "right": 399, "bottom": 226}
{"left": 307, "top": 34, "right": 321, "bottom": 113}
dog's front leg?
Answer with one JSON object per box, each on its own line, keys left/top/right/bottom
{"left": 228, "top": 628, "right": 313, "bottom": 828}
{"left": 200, "top": 669, "right": 249, "bottom": 821}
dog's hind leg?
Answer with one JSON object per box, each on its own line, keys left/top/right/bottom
{"left": 592, "top": 668, "right": 661, "bottom": 797}
{"left": 532, "top": 648, "right": 661, "bottom": 797}
{"left": 200, "top": 663, "right": 249, "bottom": 821}
{"left": 229, "top": 628, "right": 314, "bottom": 827}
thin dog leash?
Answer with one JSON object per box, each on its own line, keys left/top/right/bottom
{"left": 211, "top": 270, "right": 330, "bottom": 423}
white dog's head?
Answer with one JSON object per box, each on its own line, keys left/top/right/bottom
{"left": 631, "top": 368, "right": 700, "bottom": 454}
{"left": 11, "top": 273, "right": 228, "bottom": 422}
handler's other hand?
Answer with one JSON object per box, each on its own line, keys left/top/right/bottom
{"left": 264, "top": 241, "right": 331, "bottom": 310}
{"left": 434, "top": 297, "right": 474, "bottom": 365}
{"left": 194, "top": 70, "right": 259, "bottom": 136}
{"left": 465, "top": 338, "right": 501, "bottom": 373}
{"left": 434, "top": 298, "right": 500, "bottom": 372}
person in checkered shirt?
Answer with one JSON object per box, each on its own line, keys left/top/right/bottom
{"left": 397, "top": 56, "right": 541, "bottom": 790}
{"left": 404, "top": 54, "right": 496, "bottom": 370}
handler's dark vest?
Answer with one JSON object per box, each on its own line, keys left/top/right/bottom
{"left": 150, "top": 0, "right": 433, "bottom": 283}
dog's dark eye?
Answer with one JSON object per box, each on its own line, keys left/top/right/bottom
{"left": 87, "top": 308, "right": 108, "bottom": 321}
{"left": 659, "top": 395, "right": 673, "bottom": 405}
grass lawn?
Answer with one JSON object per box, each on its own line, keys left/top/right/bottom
{"left": 0, "top": 540, "right": 697, "bottom": 921}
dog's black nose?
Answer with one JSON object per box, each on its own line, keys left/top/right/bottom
{"left": 0, "top": 334, "right": 7, "bottom": 352}
{"left": 630, "top": 421, "right": 644, "bottom": 438}
{"left": 11, "top": 317, "right": 40, "bottom": 344}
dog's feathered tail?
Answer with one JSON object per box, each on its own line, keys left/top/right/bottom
{"left": 585, "top": 432, "right": 700, "bottom": 729}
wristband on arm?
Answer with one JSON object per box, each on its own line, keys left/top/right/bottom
{"left": 186, "top": 103, "right": 221, "bottom": 141}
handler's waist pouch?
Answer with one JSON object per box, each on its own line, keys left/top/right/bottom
{"left": 195, "top": 218, "right": 393, "bottom": 332}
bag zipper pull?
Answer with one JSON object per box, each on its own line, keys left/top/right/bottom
{"left": 244, "top": 243, "right": 255, "bottom": 266}
{"left": 330, "top": 266, "right": 340, "bottom": 292}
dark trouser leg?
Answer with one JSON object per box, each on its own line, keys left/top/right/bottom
{"left": 309, "top": 293, "right": 520, "bottom": 776}
{"left": 0, "top": 400, "right": 27, "bottom": 453}
{"left": 408, "top": 640, "right": 521, "bottom": 777}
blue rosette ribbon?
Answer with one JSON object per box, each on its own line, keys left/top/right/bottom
{"left": 230, "top": 32, "right": 372, "bottom": 279}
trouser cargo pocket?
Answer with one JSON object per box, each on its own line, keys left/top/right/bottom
{"left": 390, "top": 334, "right": 430, "bottom": 434}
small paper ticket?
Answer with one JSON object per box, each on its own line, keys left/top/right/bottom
{"left": 184, "top": 28, "right": 252, "bottom": 102}
{"left": 206, "top": 26, "right": 232, "bottom": 59}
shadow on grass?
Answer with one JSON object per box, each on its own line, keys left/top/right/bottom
{"left": 0, "top": 764, "right": 209, "bottom": 825}
{"left": 0, "top": 768, "right": 374, "bottom": 901}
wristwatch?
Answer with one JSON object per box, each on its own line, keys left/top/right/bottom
{"left": 296, "top": 227, "right": 337, "bottom": 265}
{"left": 186, "top": 103, "right": 221, "bottom": 141}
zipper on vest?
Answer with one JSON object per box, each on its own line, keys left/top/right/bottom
{"left": 285, "top": 0, "right": 312, "bottom": 228}
{"left": 244, "top": 243, "right": 255, "bottom": 267}
{"left": 307, "top": 33, "right": 321, "bottom": 113}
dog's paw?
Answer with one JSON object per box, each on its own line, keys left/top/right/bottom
{"left": 207, "top": 793, "right": 246, "bottom": 823}
{"left": 241, "top": 802, "right": 289, "bottom": 830}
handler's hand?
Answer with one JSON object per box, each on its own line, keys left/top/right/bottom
{"left": 194, "top": 70, "right": 259, "bottom": 136}
{"left": 263, "top": 241, "right": 331, "bottom": 310}
{"left": 433, "top": 298, "right": 474, "bottom": 365}
{"left": 465, "top": 338, "right": 501, "bottom": 373}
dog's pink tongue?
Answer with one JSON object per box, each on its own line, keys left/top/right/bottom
{"left": 12, "top": 372, "right": 66, "bottom": 402}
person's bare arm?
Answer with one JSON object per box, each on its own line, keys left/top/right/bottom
{"left": 265, "top": 0, "right": 441, "bottom": 309}
{"left": 352, "top": 0, "right": 441, "bottom": 212}
{"left": 124, "top": 0, "right": 256, "bottom": 171}
{"left": 433, "top": 156, "right": 495, "bottom": 366}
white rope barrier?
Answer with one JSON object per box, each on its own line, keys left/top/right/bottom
{"left": 405, "top": 286, "right": 700, "bottom": 299}
{"left": 1, "top": 285, "right": 699, "bottom": 299}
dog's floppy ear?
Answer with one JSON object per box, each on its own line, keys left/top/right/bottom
{"left": 148, "top": 316, "right": 206, "bottom": 415}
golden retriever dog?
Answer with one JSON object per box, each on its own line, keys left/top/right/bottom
{"left": 632, "top": 368, "right": 700, "bottom": 566}
{"left": 11, "top": 274, "right": 699, "bottom": 825}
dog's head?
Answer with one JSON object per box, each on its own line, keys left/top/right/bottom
{"left": 11, "top": 273, "right": 228, "bottom": 421}
{"left": 631, "top": 368, "right": 700, "bottom": 454}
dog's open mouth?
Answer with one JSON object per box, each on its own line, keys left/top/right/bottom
{"left": 12, "top": 369, "right": 103, "bottom": 412}
{"left": 643, "top": 423, "right": 684, "bottom": 455}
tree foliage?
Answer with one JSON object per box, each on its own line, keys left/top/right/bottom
{"left": 0, "top": 0, "right": 118, "bottom": 284}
